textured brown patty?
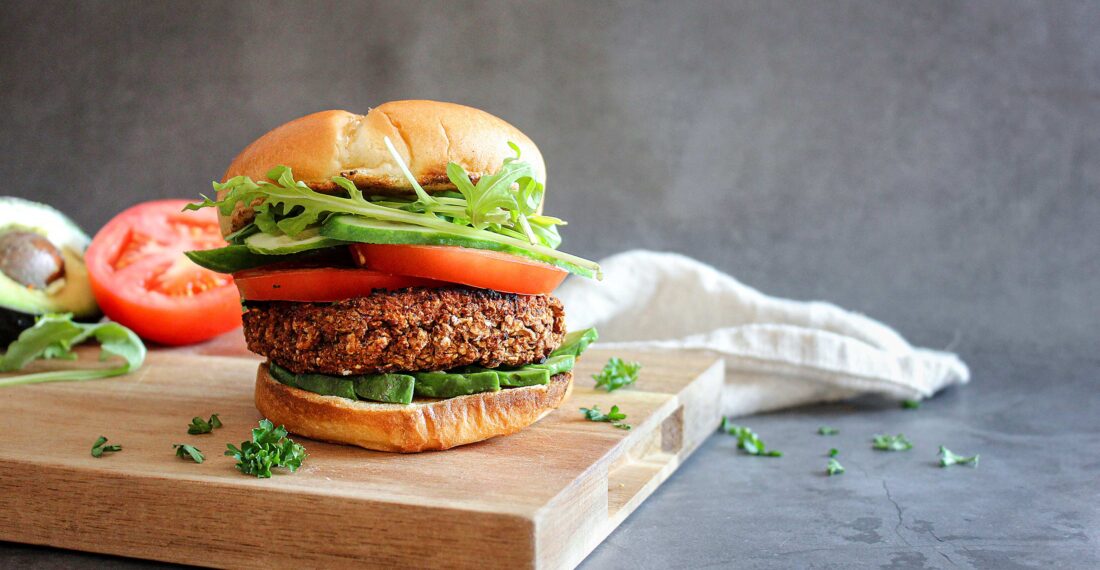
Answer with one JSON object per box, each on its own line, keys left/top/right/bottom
{"left": 242, "top": 288, "right": 566, "bottom": 375}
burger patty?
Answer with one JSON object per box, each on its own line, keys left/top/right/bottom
{"left": 242, "top": 287, "right": 566, "bottom": 375}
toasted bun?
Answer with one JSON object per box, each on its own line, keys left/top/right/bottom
{"left": 218, "top": 101, "right": 545, "bottom": 236}
{"left": 254, "top": 363, "right": 573, "bottom": 453}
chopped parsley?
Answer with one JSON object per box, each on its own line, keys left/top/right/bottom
{"left": 91, "top": 436, "right": 121, "bottom": 458}
{"left": 826, "top": 458, "right": 845, "bottom": 476}
{"left": 225, "top": 419, "right": 307, "bottom": 478}
{"left": 829, "top": 448, "right": 839, "bottom": 457}
{"left": 818, "top": 426, "right": 839, "bottom": 435}
{"left": 593, "top": 357, "right": 641, "bottom": 392}
{"left": 720, "top": 417, "right": 782, "bottom": 457}
{"left": 187, "top": 413, "right": 223, "bottom": 435}
{"left": 901, "top": 399, "right": 921, "bottom": 409}
{"left": 580, "top": 405, "right": 631, "bottom": 430}
{"left": 872, "top": 433, "right": 913, "bottom": 451}
{"left": 173, "top": 444, "right": 205, "bottom": 464}
{"left": 939, "top": 446, "right": 979, "bottom": 468}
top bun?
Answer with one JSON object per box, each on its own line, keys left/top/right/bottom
{"left": 218, "top": 100, "right": 545, "bottom": 236}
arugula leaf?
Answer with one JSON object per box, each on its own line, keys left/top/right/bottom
{"left": 187, "top": 162, "right": 600, "bottom": 278}
{"left": 173, "top": 444, "right": 205, "bottom": 464}
{"left": 0, "top": 314, "right": 146, "bottom": 387}
{"left": 593, "top": 357, "right": 641, "bottom": 392}
{"left": 902, "top": 399, "right": 921, "bottom": 409}
{"left": 187, "top": 414, "right": 223, "bottom": 435}
{"left": 939, "top": 446, "right": 979, "bottom": 468}
{"left": 225, "top": 419, "right": 307, "bottom": 478}
{"left": 818, "top": 426, "right": 839, "bottom": 435}
{"left": 872, "top": 433, "right": 913, "bottom": 451}
{"left": 91, "top": 436, "right": 122, "bottom": 457}
{"left": 579, "top": 405, "right": 632, "bottom": 430}
{"left": 720, "top": 417, "right": 782, "bottom": 457}
{"left": 826, "top": 458, "right": 845, "bottom": 476}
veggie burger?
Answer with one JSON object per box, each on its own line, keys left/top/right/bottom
{"left": 187, "top": 101, "right": 600, "bottom": 452}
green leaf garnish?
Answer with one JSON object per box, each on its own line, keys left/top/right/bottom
{"left": 818, "top": 426, "right": 839, "bottom": 435}
{"left": 826, "top": 458, "right": 845, "bottom": 476}
{"left": 186, "top": 146, "right": 600, "bottom": 278}
{"left": 173, "top": 444, "right": 205, "bottom": 464}
{"left": 939, "top": 446, "right": 979, "bottom": 468}
{"left": 225, "top": 419, "right": 307, "bottom": 478}
{"left": 902, "top": 399, "right": 921, "bottom": 409}
{"left": 0, "top": 314, "right": 146, "bottom": 387}
{"left": 720, "top": 417, "right": 782, "bottom": 457}
{"left": 91, "top": 436, "right": 121, "bottom": 458}
{"left": 187, "top": 413, "right": 223, "bottom": 435}
{"left": 580, "top": 405, "right": 632, "bottom": 430}
{"left": 829, "top": 448, "right": 839, "bottom": 457}
{"left": 872, "top": 433, "right": 913, "bottom": 451}
{"left": 593, "top": 357, "right": 641, "bottom": 392}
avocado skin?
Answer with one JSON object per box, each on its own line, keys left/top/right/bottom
{"left": 413, "top": 371, "right": 500, "bottom": 399}
{"left": 354, "top": 374, "right": 415, "bottom": 404}
{"left": 0, "top": 307, "right": 36, "bottom": 346}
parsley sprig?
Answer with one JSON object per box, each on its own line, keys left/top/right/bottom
{"left": 0, "top": 314, "right": 145, "bottom": 387}
{"left": 720, "top": 418, "right": 782, "bottom": 457}
{"left": 827, "top": 458, "right": 845, "bottom": 476}
{"left": 593, "top": 357, "right": 641, "bottom": 392}
{"left": 939, "top": 446, "right": 979, "bottom": 468}
{"left": 818, "top": 426, "right": 839, "bottom": 436}
{"left": 580, "top": 405, "right": 632, "bottom": 430}
{"left": 187, "top": 414, "right": 222, "bottom": 435}
{"left": 173, "top": 444, "right": 205, "bottom": 463}
{"left": 225, "top": 419, "right": 307, "bottom": 478}
{"left": 91, "top": 436, "right": 121, "bottom": 457}
{"left": 872, "top": 433, "right": 913, "bottom": 451}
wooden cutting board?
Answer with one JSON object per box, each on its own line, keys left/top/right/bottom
{"left": 0, "top": 334, "right": 723, "bottom": 569}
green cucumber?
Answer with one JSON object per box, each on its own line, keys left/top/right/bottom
{"left": 184, "top": 245, "right": 293, "bottom": 273}
{"left": 355, "top": 374, "right": 415, "bottom": 404}
{"left": 551, "top": 328, "right": 599, "bottom": 357}
{"left": 321, "top": 215, "right": 598, "bottom": 278}
{"left": 244, "top": 227, "right": 344, "bottom": 255}
{"left": 413, "top": 371, "right": 500, "bottom": 399}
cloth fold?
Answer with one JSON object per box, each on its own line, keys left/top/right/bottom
{"left": 557, "top": 250, "right": 969, "bottom": 417}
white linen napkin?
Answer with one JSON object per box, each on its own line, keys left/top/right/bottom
{"left": 556, "top": 250, "right": 970, "bottom": 417}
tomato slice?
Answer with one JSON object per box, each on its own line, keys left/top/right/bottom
{"left": 85, "top": 200, "right": 242, "bottom": 346}
{"left": 350, "top": 244, "right": 568, "bottom": 295}
{"left": 233, "top": 266, "right": 444, "bottom": 302}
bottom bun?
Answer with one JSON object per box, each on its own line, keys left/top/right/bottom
{"left": 254, "top": 362, "right": 574, "bottom": 452}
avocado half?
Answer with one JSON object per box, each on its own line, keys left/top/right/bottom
{"left": 0, "top": 197, "right": 99, "bottom": 345}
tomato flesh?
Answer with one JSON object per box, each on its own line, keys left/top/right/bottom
{"left": 350, "top": 244, "right": 568, "bottom": 295}
{"left": 233, "top": 266, "right": 444, "bottom": 302}
{"left": 85, "top": 200, "right": 242, "bottom": 345}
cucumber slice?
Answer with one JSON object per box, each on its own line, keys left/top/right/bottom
{"left": 322, "top": 215, "right": 598, "bottom": 278}
{"left": 244, "top": 228, "right": 343, "bottom": 255}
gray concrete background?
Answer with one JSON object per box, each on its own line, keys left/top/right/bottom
{"left": 1, "top": 1, "right": 1097, "bottom": 568}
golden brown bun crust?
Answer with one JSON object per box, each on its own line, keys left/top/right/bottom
{"left": 254, "top": 363, "right": 573, "bottom": 453}
{"left": 218, "top": 101, "right": 545, "bottom": 236}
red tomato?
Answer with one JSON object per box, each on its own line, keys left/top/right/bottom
{"left": 233, "top": 266, "right": 444, "bottom": 302}
{"left": 85, "top": 200, "right": 242, "bottom": 345}
{"left": 350, "top": 244, "right": 568, "bottom": 295}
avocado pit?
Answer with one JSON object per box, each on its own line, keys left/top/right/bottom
{"left": 0, "top": 230, "right": 66, "bottom": 290}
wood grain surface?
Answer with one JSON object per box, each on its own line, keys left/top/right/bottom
{"left": 0, "top": 332, "right": 723, "bottom": 569}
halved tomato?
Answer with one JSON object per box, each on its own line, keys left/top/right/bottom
{"left": 85, "top": 200, "right": 242, "bottom": 345}
{"left": 350, "top": 244, "right": 568, "bottom": 295}
{"left": 233, "top": 266, "right": 444, "bottom": 302}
